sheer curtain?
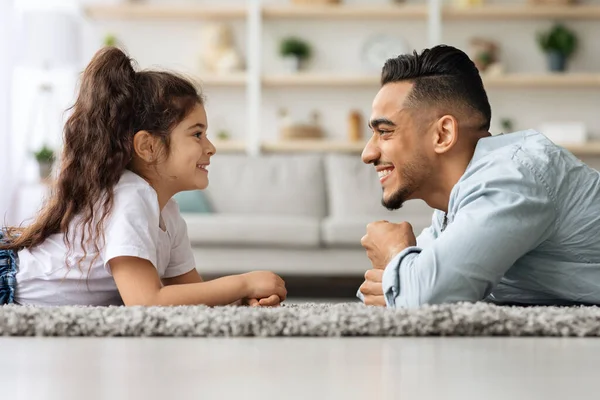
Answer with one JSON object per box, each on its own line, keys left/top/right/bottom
{"left": 0, "top": 0, "right": 15, "bottom": 224}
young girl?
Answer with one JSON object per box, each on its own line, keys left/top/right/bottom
{"left": 0, "top": 47, "right": 286, "bottom": 307}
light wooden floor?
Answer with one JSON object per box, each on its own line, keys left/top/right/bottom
{"left": 1, "top": 337, "right": 597, "bottom": 400}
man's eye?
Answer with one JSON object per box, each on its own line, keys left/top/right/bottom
{"left": 378, "top": 130, "right": 390, "bottom": 135}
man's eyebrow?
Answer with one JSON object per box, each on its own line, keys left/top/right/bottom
{"left": 187, "top": 123, "right": 206, "bottom": 130}
{"left": 368, "top": 118, "right": 396, "bottom": 129}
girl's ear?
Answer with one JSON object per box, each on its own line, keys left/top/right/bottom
{"left": 133, "top": 130, "right": 157, "bottom": 162}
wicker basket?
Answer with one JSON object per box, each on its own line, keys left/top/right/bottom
{"left": 291, "top": 0, "right": 341, "bottom": 5}
{"left": 280, "top": 124, "right": 324, "bottom": 140}
{"left": 527, "top": 0, "right": 577, "bottom": 4}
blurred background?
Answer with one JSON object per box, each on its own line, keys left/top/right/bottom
{"left": 1, "top": 0, "right": 600, "bottom": 301}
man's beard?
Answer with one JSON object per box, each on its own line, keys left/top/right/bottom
{"left": 382, "top": 186, "right": 412, "bottom": 210}
{"left": 380, "top": 159, "right": 426, "bottom": 211}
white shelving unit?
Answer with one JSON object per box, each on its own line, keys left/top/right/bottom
{"left": 84, "top": 3, "right": 247, "bottom": 19}
{"left": 83, "top": 0, "right": 600, "bottom": 156}
{"left": 262, "top": 3, "right": 429, "bottom": 19}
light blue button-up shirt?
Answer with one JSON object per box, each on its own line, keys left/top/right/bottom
{"left": 365, "top": 129, "right": 600, "bottom": 308}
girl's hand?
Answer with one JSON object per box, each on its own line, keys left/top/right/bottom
{"left": 257, "top": 295, "right": 282, "bottom": 307}
{"left": 241, "top": 271, "right": 287, "bottom": 301}
{"left": 242, "top": 295, "right": 282, "bottom": 307}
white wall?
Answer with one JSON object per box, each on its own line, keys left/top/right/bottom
{"left": 0, "top": 0, "right": 15, "bottom": 222}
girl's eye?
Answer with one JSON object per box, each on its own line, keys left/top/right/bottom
{"left": 194, "top": 132, "right": 204, "bottom": 139}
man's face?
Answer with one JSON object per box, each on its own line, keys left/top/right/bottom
{"left": 362, "top": 82, "right": 432, "bottom": 210}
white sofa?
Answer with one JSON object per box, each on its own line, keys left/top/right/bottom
{"left": 181, "top": 153, "right": 434, "bottom": 277}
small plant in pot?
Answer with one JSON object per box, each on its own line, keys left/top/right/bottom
{"left": 537, "top": 23, "right": 578, "bottom": 72}
{"left": 500, "top": 117, "right": 515, "bottom": 134}
{"left": 279, "top": 37, "right": 312, "bottom": 73}
{"left": 33, "top": 145, "right": 55, "bottom": 181}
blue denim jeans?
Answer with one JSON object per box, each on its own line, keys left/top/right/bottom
{"left": 0, "top": 231, "right": 17, "bottom": 305}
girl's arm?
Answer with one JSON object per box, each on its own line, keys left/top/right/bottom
{"left": 111, "top": 256, "right": 244, "bottom": 306}
{"left": 162, "top": 269, "right": 203, "bottom": 285}
{"left": 110, "top": 256, "right": 286, "bottom": 307}
{"left": 163, "top": 270, "right": 245, "bottom": 306}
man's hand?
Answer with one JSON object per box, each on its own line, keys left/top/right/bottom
{"left": 361, "top": 221, "right": 417, "bottom": 270}
{"left": 359, "top": 269, "right": 386, "bottom": 306}
{"left": 359, "top": 221, "right": 416, "bottom": 307}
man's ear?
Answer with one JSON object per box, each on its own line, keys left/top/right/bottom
{"left": 133, "top": 130, "right": 158, "bottom": 162}
{"left": 432, "top": 115, "right": 459, "bottom": 155}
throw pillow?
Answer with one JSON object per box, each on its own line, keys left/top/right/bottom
{"left": 173, "top": 190, "right": 212, "bottom": 213}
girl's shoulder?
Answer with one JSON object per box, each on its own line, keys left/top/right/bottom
{"left": 110, "top": 170, "right": 160, "bottom": 220}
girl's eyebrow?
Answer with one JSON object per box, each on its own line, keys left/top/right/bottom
{"left": 187, "top": 123, "right": 206, "bottom": 130}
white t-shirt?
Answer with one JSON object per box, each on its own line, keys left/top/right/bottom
{"left": 14, "top": 170, "right": 197, "bottom": 306}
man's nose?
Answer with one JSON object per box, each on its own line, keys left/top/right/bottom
{"left": 361, "top": 135, "right": 380, "bottom": 165}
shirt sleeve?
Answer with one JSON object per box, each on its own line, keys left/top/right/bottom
{"left": 163, "top": 205, "right": 197, "bottom": 279}
{"left": 102, "top": 185, "right": 161, "bottom": 274}
{"left": 355, "top": 219, "right": 438, "bottom": 303}
{"left": 381, "top": 160, "right": 556, "bottom": 309}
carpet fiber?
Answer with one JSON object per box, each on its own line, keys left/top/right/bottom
{"left": 1, "top": 302, "right": 600, "bottom": 337}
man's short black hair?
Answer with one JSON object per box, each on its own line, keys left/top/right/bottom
{"left": 381, "top": 44, "right": 491, "bottom": 131}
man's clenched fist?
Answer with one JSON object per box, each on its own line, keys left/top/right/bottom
{"left": 359, "top": 268, "right": 385, "bottom": 306}
{"left": 359, "top": 221, "right": 417, "bottom": 307}
{"left": 360, "top": 221, "right": 417, "bottom": 269}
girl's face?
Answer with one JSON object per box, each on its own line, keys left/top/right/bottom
{"left": 161, "top": 103, "right": 215, "bottom": 192}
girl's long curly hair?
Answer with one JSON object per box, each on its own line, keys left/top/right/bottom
{"left": 1, "top": 47, "right": 203, "bottom": 268}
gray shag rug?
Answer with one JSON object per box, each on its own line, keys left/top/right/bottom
{"left": 1, "top": 302, "right": 600, "bottom": 337}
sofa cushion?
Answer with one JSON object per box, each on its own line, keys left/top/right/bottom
{"left": 324, "top": 154, "right": 434, "bottom": 219}
{"left": 322, "top": 211, "right": 434, "bottom": 247}
{"left": 204, "top": 154, "right": 326, "bottom": 218}
{"left": 182, "top": 213, "right": 320, "bottom": 248}
{"left": 324, "top": 153, "right": 397, "bottom": 218}
{"left": 173, "top": 190, "right": 212, "bottom": 213}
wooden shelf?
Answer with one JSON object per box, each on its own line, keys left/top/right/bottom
{"left": 443, "top": 5, "right": 600, "bottom": 20}
{"left": 211, "top": 140, "right": 246, "bottom": 153}
{"left": 198, "top": 73, "right": 247, "bottom": 86}
{"left": 263, "top": 73, "right": 600, "bottom": 88}
{"left": 263, "top": 4, "right": 428, "bottom": 19}
{"left": 208, "top": 139, "right": 600, "bottom": 156}
{"left": 483, "top": 73, "right": 600, "bottom": 89}
{"left": 83, "top": 3, "right": 600, "bottom": 21}
{"left": 263, "top": 74, "right": 379, "bottom": 87}
{"left": 261, "top": 140, "right": 365, "bottom": 153}
{"left": 562, "top": 143, "right": 600, "bottom": 157}
{"left": 84, "top": 4, "right": 246, "bottom": 19}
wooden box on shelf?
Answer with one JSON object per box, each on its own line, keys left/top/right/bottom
{"left": 527, "top": 0, "right": 577, "bottom": 4}
{"left": 291, "top": 0, "right": 341, "bottom": 4}
{"left": 281, "top": 124, "right": 324, "bottom": 140}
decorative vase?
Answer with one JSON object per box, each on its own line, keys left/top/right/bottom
{"left": 38, "top": 161, "right": 53, "bottom": 180}
{"left": 291, "top": 0, "right": 340, "bottom": 4}
{"left": 283, "top": 55, "right": 301, "bottom": 73}
{"left": 348, "top": 110, "right": 363, "bottom": 142}
{"left": 547, "top": 51, "right": 566, "bottom": 72}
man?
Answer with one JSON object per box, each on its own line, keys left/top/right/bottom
{"left": 357, "top": 44, "right": 600, "bottom": 308}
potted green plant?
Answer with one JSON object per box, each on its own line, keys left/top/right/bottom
{"left": 217, "top": 130, "right": 230, "bottom": 141}
{"left": 537, "top": 23, "right": 578, "bottom": 72}
{"left": 33, "top": 145, "right": 55, "bottom": 180}
{"left": 103, "top": 33, "right": 118, "bottom": 47}
{"left": 279, "top": 37, "right": 312, "bottom": 73}
{"left": 500, "top": 118, "right": 514, "bottom": 134}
